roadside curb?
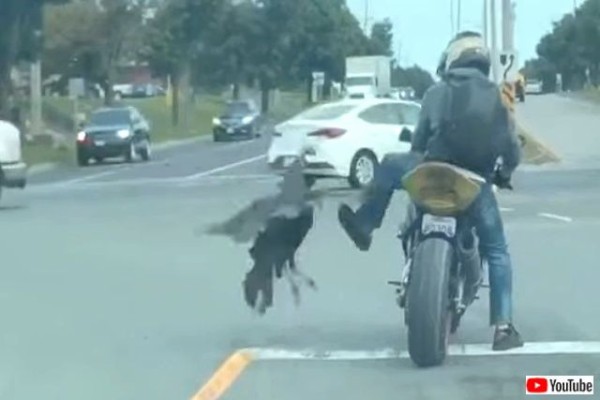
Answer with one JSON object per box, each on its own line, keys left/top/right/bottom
{"left": 25, "top": 135, "right": 212, "bottom": 176}
{"left": 516, "top": 119, "right": 561, "bottom": 164}
{"left": 27, "top": 162, "right": 59, "bottom": 176}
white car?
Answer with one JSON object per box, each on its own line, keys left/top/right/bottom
{"left": 0, "top": 120, "right": 27, "bottom": 198}
{"left": 267, "top": 98, "right": 421, "bottom": 188}
{"left": 525, "top": 79, "right": 543, "bottom": 95}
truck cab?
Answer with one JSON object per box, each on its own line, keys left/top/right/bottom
{"left": 344, "top": 74, "right": 378, "bottom": 99}
{"left": 0, "top": 120, "right": 27, "bottom": 197}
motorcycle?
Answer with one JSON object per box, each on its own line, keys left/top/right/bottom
{"left": 389, "top": 161, "right": 491, "bottom": 367}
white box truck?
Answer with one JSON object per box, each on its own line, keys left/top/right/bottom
{"left": 344, "top": 56, "right": 392, "bottom": 99}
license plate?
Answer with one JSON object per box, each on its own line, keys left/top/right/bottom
{"left": 227, "top": 128, "right": 234, "bottom": 134}
{"left": 421, "top": 214, "right": 456, "bottom": 237}
{"left": 95, "top": 140, "right": 105, "bottom": 146}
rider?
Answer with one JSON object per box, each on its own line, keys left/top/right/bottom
{"left": 337, "top": 31, "right": 524, "bottom": 351}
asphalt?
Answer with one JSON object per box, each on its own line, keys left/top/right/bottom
{"left": 1, "top": 94, "right": 599, "bottom": 399}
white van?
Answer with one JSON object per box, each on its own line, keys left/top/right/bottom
{"left": 0, "top": 120, "right": 27, "bottom": 196}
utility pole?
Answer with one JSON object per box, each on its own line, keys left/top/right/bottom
{"left": 483, "top": 0, "right": 489, "bottom": 48}
{"left": 450, "top": 0, "right": 455, "bottom": 36}
{"left": 364, "top": 0, "right": 369, "bottom": 33}
{"left": 30, "top": 5, "right": 44, "bottom": 136}
{"left": 457, "top": 0, "right": 462, "bottom": 33}
{"left": 501, "top": 0, "right": 514, "bottom": 52}
{"left": 490, "top": 0, "right": 499, "bottom": 83}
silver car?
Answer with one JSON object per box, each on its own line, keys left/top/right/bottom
{"left": 525, "top": 79, "right": 543, "bottom": 95}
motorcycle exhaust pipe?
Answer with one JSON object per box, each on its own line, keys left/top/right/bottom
{"left": 457, "top": 228, "right": 482, "bottom": 303}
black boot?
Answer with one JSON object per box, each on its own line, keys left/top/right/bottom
{"left": 493, "top": 324, "right": 524, "bottom": 351}
{"left": 338, "top": 204, "right": 372, "bottom": 251}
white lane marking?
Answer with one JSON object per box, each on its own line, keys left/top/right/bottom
{"left": 41, "top": 159, "right": 167, "bottom": 187}
{"left": 198, "top": 174, "right": 276, "bottom": 180}
{"left": 180, "top": 154, "right": 267, "bottom": 181}
{"left": 55, "top": 168, "right": 126, "bottom": 186}
{"left": 243, "top": 341, "right": 600, "bottom": 361}
{"left": 500, "top": 207, "right": 515, "bottom": 212}
{"left": 538, "top": 213, "right": 573, "bottom": 223}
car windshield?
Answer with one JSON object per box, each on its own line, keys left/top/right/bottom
{"left": 346, "top": 76, "right": 374, "bottom": 86}
{"left": 225, "top": 102, "right": 251, "bottom": 114}
{"left": 89, "top": 110, "right": 130, "bottom": 125}
{"left": 296, "top": 104, "right": 357, "bottom": 120}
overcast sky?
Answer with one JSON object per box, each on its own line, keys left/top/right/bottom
{"left": 345, "top": 0, "right": 577, "bottom": 74}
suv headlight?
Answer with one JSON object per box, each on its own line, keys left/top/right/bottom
{"left": 241, "top": 115, "right": 253, "bottom": 124}
{"left": 212, "top": 117, "right": 221, "bottom": 125}
{"left": 117, "top": 129, "right": 131, "bottom": 139}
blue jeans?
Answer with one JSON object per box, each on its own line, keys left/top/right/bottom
{"left": 354, "top": 153, "right": 513, "bottom": 326}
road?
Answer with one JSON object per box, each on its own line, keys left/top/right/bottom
{"left": 1, "top": 94, "right": 599, "bottom": 399}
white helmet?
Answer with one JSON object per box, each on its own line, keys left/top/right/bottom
{"left": 436, "top": 31, "right": 491, "bottom": 77}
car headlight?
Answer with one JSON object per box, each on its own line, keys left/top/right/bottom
{"left": 212, "top": 117, "right": 221, "bottom": 125}
{"left": 117, "top": 129, "right": 131, "bottom": 139}
{"left": 76, "top": 131, "right": 87, "bottom": 142}
{"left": 241, "top": 115, "right": 253, "bottom": 125}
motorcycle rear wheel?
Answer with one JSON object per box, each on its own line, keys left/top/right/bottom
{"left": 406, "top": 237, "right": 454, "bottom": 367}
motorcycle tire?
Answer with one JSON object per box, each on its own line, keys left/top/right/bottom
{"left": 406, "top": 237, "right": 454, "bottom": 367}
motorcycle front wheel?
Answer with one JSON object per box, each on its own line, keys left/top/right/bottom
{"left": 406, "top": 237, "right": 454, "bottom": 367}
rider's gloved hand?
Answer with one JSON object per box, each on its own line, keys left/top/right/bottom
{"left": 493, "top": 169, "right": 513, "bottom": 190}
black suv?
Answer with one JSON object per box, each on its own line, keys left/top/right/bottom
{"left": 76, "top": 106, "right": 151, "bottom": 166}
{"left": 212, "top": 100, "right": 262, "bottom": 142}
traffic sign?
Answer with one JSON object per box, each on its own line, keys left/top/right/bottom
{"left": 499, "top": 51, "right": 519, "bottom": 82}
{"left": 68, "top": 78, "right": 85, "bottom": 99}
{"left": 312, "top": 71, "right": 325, "bottom": 85}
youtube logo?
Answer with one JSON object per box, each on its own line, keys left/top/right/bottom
{"left": 526, "top": 376, "right": 594, "bottom": 396}
{"left": 526, "top": 377, "right": 549, "bottom": 394}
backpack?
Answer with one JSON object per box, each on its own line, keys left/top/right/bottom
{"left": 439, "top": 72, "right": 503, "bottom": 173}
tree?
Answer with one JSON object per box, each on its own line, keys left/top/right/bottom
{"left": 0, "top": 0, "right": 69, "bottom": 119}
{"left": 43, "top": 0, "right": 148, "bottom": 105}
{"left": 368, "top": 18, "right": 393, "bottom": 56}
{"left": 530, "top": 0, "right": 600, "bottom": 91}
{"left": 142, "top": 0, "right": 227, "bottom": 124}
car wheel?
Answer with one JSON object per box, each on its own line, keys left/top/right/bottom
{"left": 213, "top": 134, "right": 221, "bottom": 142}
{"left": 139, "top": 139, "right": 151, "bottom": 161}
{"left": 77, "top": 152, "right": 89, "bottom": 167}
{"left": 94, "top": 156, "right": 104, "bottom": 164}
{"left": 124, "top": 142, "right": 136, "bottom": 163}
{"left": 349, "top": 150, "right": 378, "bottom": 189}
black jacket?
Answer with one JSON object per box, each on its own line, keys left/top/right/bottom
{"left": 411, "top": 67, "right": 521, "bottom": 181}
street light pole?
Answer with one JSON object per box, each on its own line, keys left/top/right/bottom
{"left": 30, "top": 5, "right": 44, "bottom": 136}
{"left": 483, "top": 0, "right": 489, "bottom": 48}
{"left": 457, "top": 0, "right": 462, "bottom": 33}
{"left": 501, "top": 0, "right": 514, "bottom": 52}
{"left": 490, "top": 0, "right": 499, "bottom": 83}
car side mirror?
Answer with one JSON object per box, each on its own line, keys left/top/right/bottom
{"left": 399, "top": 128, "right": 412, "bottom": 143}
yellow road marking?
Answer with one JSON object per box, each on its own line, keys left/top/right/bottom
{"left": 190, "top": 350, "right": 254, "bottom": 400}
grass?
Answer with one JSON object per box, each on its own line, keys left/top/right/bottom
{"left": 567, "top": 86, "right": 600, "bottom": 104}
{"left": 23, "top": 90, "right": 308, "bottom": 166}
{"left": 516, "top": 120, "right": 561, "bottom": 165}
